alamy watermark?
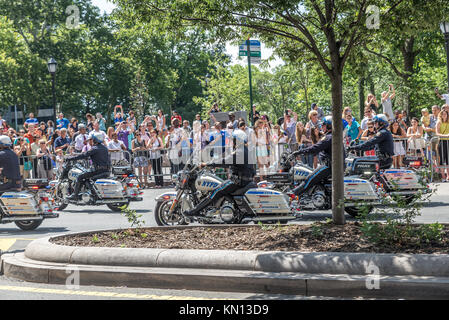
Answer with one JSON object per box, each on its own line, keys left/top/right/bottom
{"left": 66, "top": 5, "right": 80, "bottom": 30}
{"left": 366, "top": 5, "right": 380, "bottom": 30}
{"left": 65, "top": 266, "right": 80, "bottom": 290}
{"left": 365, "top": 261, "right": 380, "bottom": 290}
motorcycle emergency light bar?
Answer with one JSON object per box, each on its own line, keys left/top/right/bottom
{"left": 409, "top": 161, "right": 422, "bottom": 167}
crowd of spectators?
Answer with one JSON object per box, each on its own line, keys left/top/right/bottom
{"left": 1, "top": 84, "right": 449, "bottom": 185}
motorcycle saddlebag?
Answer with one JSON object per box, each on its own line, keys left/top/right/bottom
{"left": 93, "top": 179, "right": 125, "bottom": 199}
{"left": 0, "top": 192, "right": 40, "bottom": 215}
{"left": 245, "top": 189, "right": 290, "bottom": 214}
{"left": 344, "top": 177, "right": 379, "bottom": 201}
{"left": 382, "top": 169, "right": 423, "bottom": 190}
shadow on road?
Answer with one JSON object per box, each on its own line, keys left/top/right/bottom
{"left": 421, "top": 201, "right": 448, "bottom": 208}
{"left": 0, "top": 227, "right": 68, "bottom": 236}
{"left": 295, "top": 211, "right": 402, "bottom": 223}
{"left": 61, "top": 209, "right": 149, "bottom": 214}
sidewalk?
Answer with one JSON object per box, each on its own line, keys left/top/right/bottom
{"left": 2, "top": 228, "right": 449, "bottom": 299}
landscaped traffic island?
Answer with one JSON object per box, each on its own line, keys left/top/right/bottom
{"left": 50, "top": 223, "right": 449, "bottom": 254}
{"left": 3, "top": 224, "right": 449, "bottom": 299}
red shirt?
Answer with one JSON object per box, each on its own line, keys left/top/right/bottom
{"left": 171, "top": 115, "right": 182, "bottom": 123}
{"left": 24, "top": 132, "right": 34, "bottom": 144}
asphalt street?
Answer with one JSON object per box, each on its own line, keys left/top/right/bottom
{"left": 1, "top": 183, "right": 448, "bottom": 248}
{"left": 0, "top": 182, "right": 447, "bottom": 300}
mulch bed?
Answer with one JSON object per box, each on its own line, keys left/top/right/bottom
{"left": 51, "top": 222, "right": 449, "bottom": 254}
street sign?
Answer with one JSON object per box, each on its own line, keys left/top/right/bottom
{"left": 249, "top": 57, "right": 261, "bottom": 64}
{"left": 240, "top": 40, "right": 261, "bottom": 46}
{"left": 239, "top": 40, "right": 261, "bottom": 57}
{"left": 239, "top": 51, "right": 261, "bottom": 57}
{"left": 239, "top": 39, "right": 261, "bottom": 125}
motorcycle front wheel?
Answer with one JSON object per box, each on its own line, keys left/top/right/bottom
{"left": 155, "top": 200, "right": 188, "bottom": 226}
{"left": 15, "top": 220, "right": 43, "bottom": 231}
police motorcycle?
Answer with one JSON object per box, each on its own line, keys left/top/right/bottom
{"left": 258, "top": 113, "right": 382, "bottom": 217}
{"left": 345, "top": 146, "right": 429, "bottom": 205}
{"left": 0, "top": 136, "right": 57, "bottom": 231}
{"left": 111, "top": 162, "right": 144, "bottom": 204}
{"left": 154, "top": 157, "right": 297, "bottom": 226}
{"left": 49, "top": 158, "right": 143, "bottom": 212}
{"left": 258, "top": 151, "right": 383, "bottom": 217}
{"left": 0, "top": 179, "right": 57, "bottom": 230}
{"left": 344, "top": 113, "right": 429, "bottom": 209}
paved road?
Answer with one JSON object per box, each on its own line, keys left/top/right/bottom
{"left": 0, "top": 183, "right": 447, "bottom": 300}
{"left": 1, "top": 183, "right": 448, "bottom": 250}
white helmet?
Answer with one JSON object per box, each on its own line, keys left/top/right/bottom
{"left": 232, "top": 129, "right": 248, "bottom": 144}
{"left": 90, "top": 132, "right": 104, "bottom": 144}
{"left": 0, "top": 135, "right": 12, "bottom": 148}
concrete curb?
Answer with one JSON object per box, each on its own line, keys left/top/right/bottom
{"left": 4, "top": 252, "right": 449, "bottom": 299}
{"left": 22, "top": 228, "right": 449, "bottom": 277}
{"left": 3, "top": 226, "right": 449, "bottom": 298}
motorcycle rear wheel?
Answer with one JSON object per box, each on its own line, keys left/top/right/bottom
{"left": 54, "top": 202, "right": 68, "bottom": 211}
{"left": 264, "top": 220, "right": 289, "bottom": 225}
{"left": 344, "top": 206, "right": 373, "bottom": 218}
{"left": 107, "top": 202, "right": 129, "bottom": 212}
{"left": 15, "top": 220, "right": 43, "bottom": 231}
{"left": 155, "top": 200, "right": 188, "bottom": 226}
{"left": 399, "top": 195, "right": 418, "bottom": 205}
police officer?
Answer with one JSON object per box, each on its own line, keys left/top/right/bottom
{"left": 67, "top": 132, "right": 111, "bottom": 201}
{"left": 184, "top": 122, "right": 256, "bottom": 217}
{"left": 289, "top": 115, "right": 335, "bottom": 196}
{"left": 0, "top": 136, "right": 22, "bottom": 192}
{"left": 348, "top": 114, "right": 394, "bottom": 169}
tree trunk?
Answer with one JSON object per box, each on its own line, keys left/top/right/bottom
{"left": 358, "top": 77, "right": 365, "bottom": 118}
{"left": 330, "top": 71, "right": 345, "bottom": 225}
{"left": 85, "top": 99, "right": 91, "bottom": 116}
{"left": 401, "top": 37, "right": 416, "bottom": 116}
{"left": 369, "top": 79, "right": 375, "bottom": 97}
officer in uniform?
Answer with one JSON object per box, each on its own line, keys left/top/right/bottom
{"left": 67, "top": 132, "right": 111, "bottom": 200}
{"left": 348, "top": 114, "right": 394, "bottom": 169}
{"left": 0, "top": 136, "right": 22, "bottom": 192}
{"left": 289, "top": 115, "right": 336, "bottom": 196}
{"left": 184, "top": 123, "right": 256, "bottom": 217}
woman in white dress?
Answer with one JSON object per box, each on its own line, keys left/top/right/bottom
{"left": 390, "top": 120, "right": 406, "bottom": 168}
{"left": 255, "top": 120, "right": 269, "bottom": 179}
{"left": 406, "top": 117, "right": 426, "bottom": 157}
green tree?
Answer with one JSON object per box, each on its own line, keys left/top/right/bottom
{"left": 114, "top": 0, "right": 397, "bottom": 223}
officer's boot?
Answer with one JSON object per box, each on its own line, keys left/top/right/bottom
{"left": 68, "top": 180, "right": 81, "bottom": 201}
{"left": 184, "top": 197, "right": 213, "bottom": 217}
{"left": 292, "top": 181, "right": 306, "bottom": 196}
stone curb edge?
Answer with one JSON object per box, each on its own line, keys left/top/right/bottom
{"left": 3, "top": 252, "right": 449, "bottom": 299}
{"left": 21, "top": 226, "right": 449, "bottom": 277}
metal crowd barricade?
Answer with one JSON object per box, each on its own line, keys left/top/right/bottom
{"left": 16, "top": 154, "right": 58, "bottom": 180}
{"left": 428, "top": 136, "right": 449, "bottom": 182}
{"left": 108, "top": 139, "right": 301, "bottom": 187}
{"left": 110, "top": 149, "right": 174, "bottom": 186}
{"left": 392, "top": 137, "right": 429, "bottom": 169}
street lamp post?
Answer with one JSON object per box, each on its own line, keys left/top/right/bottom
{"left": 440, "top": 22, "right": 449, "bottom": 90}
{"left": 47, "top": 58, "right": 57, "bottom": 127}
